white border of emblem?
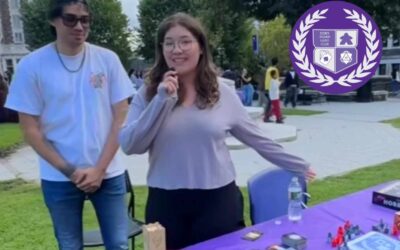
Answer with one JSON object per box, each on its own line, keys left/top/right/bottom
{"left": 291, "top": 8, "right": 380, "bottom": 87}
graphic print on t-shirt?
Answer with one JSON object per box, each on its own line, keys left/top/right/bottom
{"left": 90, "top": 72, "right": 107, "bottom": 89}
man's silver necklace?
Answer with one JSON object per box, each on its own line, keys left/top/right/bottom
{"left": 55, "top": 43, "right": 86, "bottom": 73}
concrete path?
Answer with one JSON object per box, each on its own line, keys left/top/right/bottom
{"left": 1, "top": 98, "right": 400, "bottom": 187}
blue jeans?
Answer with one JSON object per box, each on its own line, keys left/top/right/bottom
{"left": 42, "top": 174, "right": 129, "bottom": 250}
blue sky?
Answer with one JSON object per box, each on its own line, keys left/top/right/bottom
{"left": 120, "top": 0, "right": 139, "bottom": 28}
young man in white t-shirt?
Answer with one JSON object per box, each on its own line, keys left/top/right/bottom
{"left": 5, "top": 0, "right": 133, "bottom": 249}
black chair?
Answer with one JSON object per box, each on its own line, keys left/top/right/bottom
{"left": 83, "top": 170, "right": 143, "bottom": 249}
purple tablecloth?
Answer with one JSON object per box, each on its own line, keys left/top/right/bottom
{"left": 185, "top": 182, "right": 398, "bottom": 250}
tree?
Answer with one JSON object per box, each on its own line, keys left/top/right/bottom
{"left": 337, "top": 0, "right": 400, "bottom": 39}
{"left": 243, "top": 0, "right": 312, "bottom": 27}
{"left": 137, "top": 0, "right": 193, "bottom": 61}
{"left": 243, "top": 0, "right": 400, "bottom": 38}
{"left": 137, "top": 0, "right": 249, "bottom": 69}
{"left": 259, "top": 15, "right": 292, "bottom": 71}
{"left": 21, "top": 0, "right": 53, "bottom": 50}
{"left": 241, "top": 15, "right": 292, "bottom": 78}
{"left": 194, "top": 0, "right": 248, "bottom": 69}
{"left": 21, "top": 0, "right": 132, "bottom": 67}
{"left": 239, "top": 18, "right": 261, "bottom": 76}
{"left": 88, "top": 0, "right": 132, "bottom": 66}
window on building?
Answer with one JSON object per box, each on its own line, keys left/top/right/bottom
{"left": 6, "top": 59, "right": 12, "bottom": 67}
{"left": 12, "top": 15, "right": 22, "bottom": 30}
{"left": 6, "top": 59, "right": 14, "bottom": 74}
{"left": 14, "top": 32, "right": 23, "bottom": 43}
{"left": 392, "top": 64, "right": 400, "bottom": 78}
{"left": 378, "top": 64, "right": 386, "bottom": 75}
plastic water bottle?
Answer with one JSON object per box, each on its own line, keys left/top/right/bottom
{"left": 288, "top": 176, "right": 303, "bottom": 222}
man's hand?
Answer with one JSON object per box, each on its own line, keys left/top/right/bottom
{"left": 70, "top": 169, "right": 87, "bottom": 185}
{"left": 73, "top": 167, "right": 105, "bottom": 193}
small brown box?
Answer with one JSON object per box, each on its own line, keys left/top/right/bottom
{"left": 143, "top": 222, "right": 166, "bottom": 250}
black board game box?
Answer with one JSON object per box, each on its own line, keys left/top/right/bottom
{"left": 372, "top": 181, "right": 400, "bottom": 210}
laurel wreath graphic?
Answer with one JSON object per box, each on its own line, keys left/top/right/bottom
{"left": 291, "top": 8, "right": 380, "bottom": 87}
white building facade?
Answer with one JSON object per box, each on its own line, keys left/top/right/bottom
{"left": 0, "top": 0, "right": 29, "bottom": 76}
{"left": 379, "top": 34, "right": 400, "bottom": 80}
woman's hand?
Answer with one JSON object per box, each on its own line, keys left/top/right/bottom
{"left": 158, "top": 70, "right": 179, "bottom": 96}
{"left": 305, "top": 167, "right": 316, "bottom": 182}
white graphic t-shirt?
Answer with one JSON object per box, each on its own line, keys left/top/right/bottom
{"left": 5, "top": 42, "right": 134, "bottom": 181}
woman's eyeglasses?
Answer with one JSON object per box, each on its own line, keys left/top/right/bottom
{"left": 162, "top": 39, "right": 196, "bottom": 52}
{"left": 61, "top": 14, "right": 91, "bottom": 28}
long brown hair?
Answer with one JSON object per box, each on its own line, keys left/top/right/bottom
{"left": 146, "top": 13, "right": 219, "bottom": 109}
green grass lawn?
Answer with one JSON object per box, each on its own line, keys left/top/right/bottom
{"left": 282, "top": 108, "right": 326, "bottom": 116}
{"left": 1, "top": 159, "right": 399, "bottom": 250}
{"left": 0, "top": 113, "right": 398, "bottom": 249}
{"left": 0, "top": 123, "right": 23, "bottom": 158}
{"left": 383, "top": 117, "right": 400, "bottom": 129}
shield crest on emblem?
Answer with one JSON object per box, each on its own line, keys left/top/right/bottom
{"left": 313, "top": 29, "right": 358, "bottom": 73}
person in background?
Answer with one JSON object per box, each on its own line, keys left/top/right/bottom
{"left": 136, "top": 70, "right": 145, "bottom": 89}
{"left": 222, "top": 67, "right": 237, "bottom": 82}
{"left": 241, "top": 68, "right": 254, "bottom": 106}
{"left": 129, "top": 68, "right": 138, "bottom": 88}
{"left": 5, "top": 69, "right": 13, "bottom": 84}
{"left": 4, "top": 0, "right": 133, "bottom": 249}
{"left": 284, "top": 66, "right": 299, "bottom": 108}
{"left": 391, "top": 70, "right": 400, "bottom": 94}
{"left": 0, "top": 73, "right": 8, "bottom": 104}
{"left": 265, "top": 69, "right": 284, "bottom": 123}
{"left": 263, "top": 57, "right": 279, "bottom": 122}
{"left": 119, "top": 12, "right": 315, "bottom": 249}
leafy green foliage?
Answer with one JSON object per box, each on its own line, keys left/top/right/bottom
{"left": 137, "top": 0, "right": 248, "bottom": 69}
{"left": 88, "top": 0, "right": 132, "bottom": 67}
{"left": 241, "top": 15, "right": 292, "bottom": 74}
{"left": 243, "top": 0, "right": 312, "bottom": 27}
{"left": 243, "top": 0, "right": 400, "bottom": 39}
{"left": 194, "top": 0, "right": 248, "bottom": 69}
{"left": 21, "top": 0, "right": 132, "bottom": 67}
{"left": 259, "top": 15, "right": 292, "bottom": 70}
{"left": 20, "top": 0, "right": 53, "bottom": 50}
{"left": 137, "top": 0, "right": 193, "bottom": 61}
{"left": 239, "top": 18, "right": 261, "bottom": 77}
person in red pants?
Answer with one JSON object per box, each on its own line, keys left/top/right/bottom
{"left": 265, "top": 69, "right": 284, "bottom": 123}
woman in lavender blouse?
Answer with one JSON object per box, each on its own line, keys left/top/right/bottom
{"left": 119, "top": 12, "right": 316, "bottom": 249}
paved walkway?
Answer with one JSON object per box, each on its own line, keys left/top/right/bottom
{"left": 1, "top": 98, "right": 400, "bottom": 186}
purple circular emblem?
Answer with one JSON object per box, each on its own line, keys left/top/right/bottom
{"left": 289, "top": 1, "right": 382, "bottom": 94}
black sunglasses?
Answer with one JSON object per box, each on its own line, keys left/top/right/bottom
{"left": 61, "top": 14, "right": 91, "bottom": 28}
